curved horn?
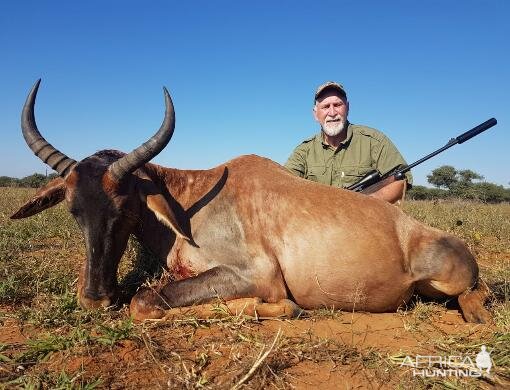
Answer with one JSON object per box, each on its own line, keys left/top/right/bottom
{"left": 21, "top": 79, "right": 77, "bottom": 177}
{"left": 108, "top": 87, "right": 175, "bottom": 181}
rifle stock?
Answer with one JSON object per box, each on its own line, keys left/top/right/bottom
{"left": 360, "top": 175, "right": 397, "bottom": 195}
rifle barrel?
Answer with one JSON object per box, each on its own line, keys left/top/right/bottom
{"left": 397, "top": 118, "right": 497, "bottom": 175}
{"left": 456, "top": 118, "right": 497, "bottom": 144}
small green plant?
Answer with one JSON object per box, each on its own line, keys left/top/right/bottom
{"left": 95, "top": 318, "right": 135, "bottom": 346}
{"left": 398, "top": 300, "right": 445, "bottom": 332}
{"left": 0, "top": 274, "right": 21, "bottom": 302}
{"left": 17, "top": 327, "right": 91, "bottom": 364}
{"left": 4, "top": 370, "right": 102, "bottom": 390}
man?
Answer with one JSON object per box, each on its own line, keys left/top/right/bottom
{"left": 285, "top": 82, "right": 411, "bottom": 203}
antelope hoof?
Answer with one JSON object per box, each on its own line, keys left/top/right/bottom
{"left": 458, "top": 287, "right": 493, "bottom": 324}
{"left": 130, "top": 288, "right": 168, "bottom": 321}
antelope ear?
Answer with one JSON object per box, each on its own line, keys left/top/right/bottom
{"left": 138, "top": 181, "right": 190, "bottom": 241}
{"left": 11, "top": 178, "right": 66, "bottom": 219}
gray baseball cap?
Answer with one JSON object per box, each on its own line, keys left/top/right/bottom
{"left": 314, "top": 81, "right": 347, "bottom": 102}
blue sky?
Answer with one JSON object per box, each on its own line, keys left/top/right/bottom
{"left": 1, "top": 1, "right": 508, "bottom": 186}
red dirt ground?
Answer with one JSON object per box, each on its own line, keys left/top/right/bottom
{"left": 1, "top": 305, "right": 498, "bottom": 389}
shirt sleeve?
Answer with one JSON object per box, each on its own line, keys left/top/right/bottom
{"left": 284, "top": 143, "right": 308, "bottom": 177}
{"left": 373, "top": 135, "right": 413, "bottom": 185}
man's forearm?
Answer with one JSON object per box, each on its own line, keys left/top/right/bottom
{"left": 368, "top": 180, "right": 406, "bottom": 204}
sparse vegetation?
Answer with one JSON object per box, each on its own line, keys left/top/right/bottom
{"left": 407, "top": 165, "right": 510, "bottom": 202}
{"left": 0, "top": 187, "right": 508, "bottom": 388}
{"left": 0, "top": 173, "right": 59, "bottom": 189}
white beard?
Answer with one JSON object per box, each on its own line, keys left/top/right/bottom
{"left": 322, "top": 116, "right": 346, "bottom": 137}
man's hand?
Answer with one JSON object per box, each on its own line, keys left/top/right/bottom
{"left": 368, "top": 180, "right": 406, "bottom": 204}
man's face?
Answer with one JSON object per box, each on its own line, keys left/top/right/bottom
{"left": 313, "top": 90, "right": 349, "bottom": 137}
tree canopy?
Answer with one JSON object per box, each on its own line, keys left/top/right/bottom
{"left": 408, "top": 165, "right": 510, "bottom": 202}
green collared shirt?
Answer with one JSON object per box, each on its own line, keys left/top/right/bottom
{"left": 284, "top": 123, "right": 412, "bottom": 189}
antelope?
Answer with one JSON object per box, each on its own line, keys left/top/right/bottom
{"left": 12, "top": 80, "right": 491, "bottom": 323}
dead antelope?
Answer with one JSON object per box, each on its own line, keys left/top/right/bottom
{"left": 12, "top": 80, "right": 491, "bottom": 323}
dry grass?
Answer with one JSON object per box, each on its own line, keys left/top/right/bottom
{"left": 0, "top": 188, "right": 509, "bottom": 388}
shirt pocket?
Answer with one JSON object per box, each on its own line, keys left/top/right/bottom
{"left": 306, "top": 165, "right": 327, "bottom": 183}
{"left": 333, "top": 166, "right": 374, "bottom": 188}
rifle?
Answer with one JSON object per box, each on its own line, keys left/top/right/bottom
{"left": 347, "top": 118, "right": 498, "bottom": 195}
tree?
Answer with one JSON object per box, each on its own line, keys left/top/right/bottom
{"left": 0, "top": 176, "right": 18, "bottom": 187}
{"left": 19, "top": 173, "right": 47, "bottom": 188}
{"left": 470, "top": 182, "right": 510, "bottom": 203}
{"left": 422, "top": 165, "right": 509, "bottom": 202}
{"left": 407, "top": 185, "right": 448, "bottom": 200}
{"left": 450, "top": 169, "right": 485, "bottom": 199}
{"left": 457, "top": 169, "right": 484, "bottom": 184}
{"left": 0, "top": 173, "right": 58, "bottom": 188}
{"left": 427, "top": 165, "right": 458, "bottom": 189}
